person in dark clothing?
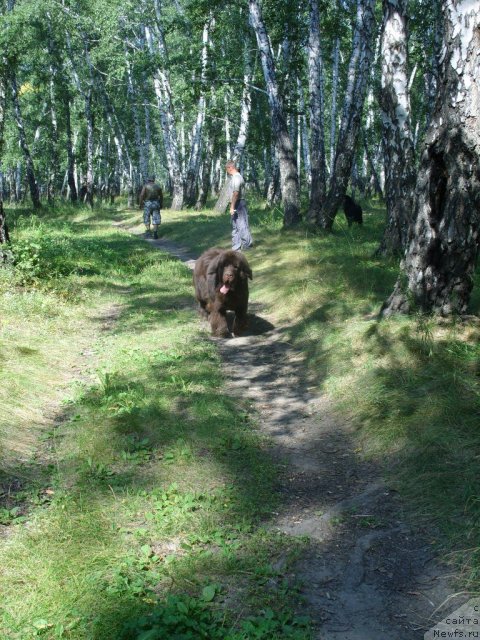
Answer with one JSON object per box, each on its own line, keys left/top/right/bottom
{"left": 139, "top": 176, "right": 163, "bottom": 239}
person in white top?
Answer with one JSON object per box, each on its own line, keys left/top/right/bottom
{"left": 226, "top": 160, "right": 253, "bottom": 251}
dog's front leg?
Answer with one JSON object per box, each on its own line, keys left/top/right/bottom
{"left": 210, "top": 310, "right": 230, "bottom": 337}
{"left": 232, "top": 309, "right": 248, "bottom": 335}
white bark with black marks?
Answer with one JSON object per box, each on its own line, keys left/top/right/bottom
{"left": 125, "top": 51, "right": 148, "bottom": 191}
{"left": 307, "top": 0, "right": 327, "bottom": 223}
{"left": 83, "top": 39, "right": 135, "bottom": 200}
{"left": 297, "top": 80, "right": 311, "bottom": 188}
{"left": 319, "top": 0, "right": 376, "bottom": 230}
{"left": 0, "top": 74, "right": 8, "bottom": 258}
{"left": 196, "top": 135, "right": 214, "bottom": 210}
{"left": 330, "top": 36, "right": 340, "bottom": 175}
{"left": 214, "top": 47, "right": 253, "bottom": 213}
{"left": 249, "top": 0, "right": 300, "bottom": 226}
{"left": 66, "top": 32, "right": 94, "bottom": 207}
{"left": 377, "top": 0, "right": 416, "bottom": 256}
{"left": 10, "top": 73, "right": 40, "bottom": 209}
{"left": 47, "top": 69, "right": 59, "bottom": 203}
{"left": 145, "top": 17, "right": 184, "bottom": 209}
{"left": 65, "top": 94, "right": 77, "bottom": 202}
{"left": 185, "top": 18, "right": 211, "bottom": 206}
{"left": 0, "top": 64, "right": 6, "bottom": 203}
{"left": 382, "top": 0, "right": 480, "bottom": 317}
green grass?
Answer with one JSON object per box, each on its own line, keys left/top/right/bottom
{"left": 132, "top": 196, "right": 480, "bottom": 587}
{"left": 2, "top": 196, "right": 480, "bottom": 638}
{"left": 0, "top": 204, "right": 311, "bottom": 639}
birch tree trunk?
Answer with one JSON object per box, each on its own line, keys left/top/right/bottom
{"left": 126, "top": 51, "right": 148, "bottom": 191}
{"left": 82, "top": 39, "right": 135, "bottom": 202}
{"left": 319, "top": 0, "right": 376, "bottom": 230}
{"left": 84, "top": 87, "right": 95, "bottom": 208}
{"left": 0, "top": 65, "right": 7, "bottom": 260}
{"left": 214, "top": 47, "right": 253, "bottom": 213}
{"left": 376, "top": 0, "right": 415, "bottom": 256}
{"left": 145, "top": 25, "right": 184, "bottom": 208}
{"left": 224, "top": 91, "right": 232, "bottom": 161}
{"left": 266, "top": 144, "right": 281, "bottom": 206}
{"left": 249, "top": 0, "right": 300, "bottom": 226}
{"left": 45, "top": 25, "right": 62, "bottom": 205}
{"left": 8, "top": 167, "right": 17, "bottom": 203}
{"left": 382, "top": 1, "right": 480, "bottom": 317}
{"left": 142, "top": 70, "right": 152, "bottom": 176}
{"left": 10, "top": 72, "right": 40, "bottom": 209}
{"left": 297, "top": 80, "right": 311, "bottom": 189}
{"left": 184, "top": 18, "right": 211, "bottom": 206}
{"left": 145, "top": 0, "right": 184, "bottom": 209}
{"left": 16, "top": 161, "right": 21, "bottom": 202}
{"left": 52, "top": 31, "right": 77, "bottom": 203}
{"left": 423, "top": 2, "right": 443, "bottom": 131}
{"left": 100, "top": 92, "right": 134, "bottom": 202}
{"left": 195, "top": 135, "right": 213, "bottom": 210}
{"left": 47, "top": 63, "right": 60, "bottom": 204}
{"left": 7, "top": 0, "right": 39, "bottom": 209}
{"left": 364, "top": 138, "right": 383, "bottom": 197}
{"left": 307, "top": 0, "right": 327, "bottom": 223}
{"left": 65, "top": 93, "right": 77, "bottom": 202}
{"left": 66, "top": 33, "right": 94, "bottom": 207}
{"left": 0, "top": 64, "right": 5, "bottom": 205}
{"left": 330, "top": 36, "right": 340, "bottom": 175}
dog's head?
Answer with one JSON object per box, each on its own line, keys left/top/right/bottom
{"left": 207, "top": 250, "right": 252, "bottom": 297}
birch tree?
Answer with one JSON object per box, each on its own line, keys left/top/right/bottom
{"left": 10, "top": 72, "right": 41, "bottom": 209}
{"left": 330, "top": 35, "right": 340, "bottom": 175}
{"left": 46, "top": 29, "right": 62, "bottom": 204}
{"left": 0, "top": 61, "right": 6, "bottom": 200}
{"left": 6, "top": 0, "right": 40, "bottom": 209}
{"left": 376, "top": 0, "right": 416, "bottom": 256}
{"left": 64, "top": 92, "right": 78, "bottom": 202}
{"left": 0, "top": 57, "right": 7, "bottom": 259}
{"left": 297, "top": 79, "right": 311, "bottom": 187}
{"left": 306, "top": 0, "right": 327, "bottom": 223}
{"left": 249, "top": 0, "right": 300, "bottom": 226}
{"left": 66, "top": 31, "right": 95, "bottom": 208}
{"left": 319, "top": 0, "right": 376, "bottom": 230}
{"left": 145, "top": 0, "right": 184, "bottom": 210}
{"left": 125, "top": 43, "right": 148, "bottom": 191}
{"left": 382, "top": 0, "right": 480, "bottom": 317}
{"left": 184, "top": 17, "right": 211, "bottom": 206}
{"left": 214, "top": 45, "right": 253, "bottom": 213}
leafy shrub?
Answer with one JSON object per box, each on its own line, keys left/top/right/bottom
{"left": 121, "top": 595, "right": 226, "bottom": 640}
{"left": 12, "top": 235, "right": 79, "bottom": 284}
{"left": 121, "top": 595, "right": 310, "bottom": 640}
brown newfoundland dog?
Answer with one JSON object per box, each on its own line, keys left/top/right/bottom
{"left": 193, "top": 247, "right": 252, "bottom": 337}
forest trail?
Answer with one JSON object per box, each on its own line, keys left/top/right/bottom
{"left": 123, "top": 228, "right": 463, "bottom": 638}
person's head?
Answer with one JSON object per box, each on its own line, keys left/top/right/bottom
{"left": 225, "top": 161, "right": 237, "bottom": 176}
{"left": 147, "top": 176, "right": 155, "bottom": 183}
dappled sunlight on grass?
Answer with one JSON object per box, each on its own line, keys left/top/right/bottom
{"left": 2, "top": 198, "right": 480, "bottom": 637}
{"left": 0, "top": 203, "right": 308, "bottom": 639}
{"left": 113, "top": 199, "right": 480, "bottom": 590}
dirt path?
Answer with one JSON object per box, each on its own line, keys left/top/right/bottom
{"left": 134, "top": 231, "right": 464, "bottom": 638}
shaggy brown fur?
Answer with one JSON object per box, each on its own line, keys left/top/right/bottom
{"left": 193, "top": 247, "right": 252, "bottom": 337}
